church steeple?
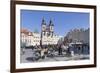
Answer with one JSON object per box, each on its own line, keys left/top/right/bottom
{"left": 49, "top": 19, "right": 54, "bottom": 26}
{"left": 41, "top": 18, "right": 46, "bottom": 36}
{"left": 41, "top": 18, "right": 54, "bottom": 37}
{"left": 42, "top": 17, "right": 46, "bottom": 25}
{"left": 49, "top": 19, "right": 54, "bottom": 37}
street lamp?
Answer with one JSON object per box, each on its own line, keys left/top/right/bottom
{"left": 40, "top": 31, "right": 43, "bottom": 49}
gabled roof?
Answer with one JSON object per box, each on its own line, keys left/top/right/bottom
{"left": 21, "top": 28, "right": 33, "bottom": 36}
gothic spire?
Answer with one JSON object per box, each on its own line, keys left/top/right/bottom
{"left": 49, "top": 19, "right": 54, "bottom": 26}
{"left": 42, "top": 17, "right": 46, "bottom": 25}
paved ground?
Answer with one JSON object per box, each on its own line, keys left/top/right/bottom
{"left": 20, "top": 49, "right": 89, "bottom": 63}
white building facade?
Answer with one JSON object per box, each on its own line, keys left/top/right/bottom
{"left": 41, "top": 18, "right": 61, "bottom": 45}
{"left": 21, "top": 29, "right": 34, "bottom": 46}
{"left": 21, "top": 18, "right": 62, "bottom": 47}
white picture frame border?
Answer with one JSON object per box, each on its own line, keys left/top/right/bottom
{"left": 15, "top": 4, "right": 95, "bottom": 69}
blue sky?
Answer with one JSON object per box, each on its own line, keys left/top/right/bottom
{"left": 21, "top": 9, "right": 89, "bottom": 36}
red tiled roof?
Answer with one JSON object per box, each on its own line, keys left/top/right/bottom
{"left": 21, "top": 28, "right": 33, "bottom": 36}
{"left": 21, "top": 28, "right": 29, "bottom": 33}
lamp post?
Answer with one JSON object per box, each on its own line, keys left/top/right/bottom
{"left": 40, "top": 31, "right": 43, "bottom": 49}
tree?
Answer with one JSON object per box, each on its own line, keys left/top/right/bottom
{"left": 57, "top": 38, "right": 64, "bottom": 46}
{"left": 34, "top": 28, "right": 39, "bottom": 33}
{"left": 21, "top": 40, "right": 26, "bottom": 48}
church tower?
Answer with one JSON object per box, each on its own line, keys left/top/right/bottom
{"left": 49, "top": 19, "right": 54, "bottom": 37}
{"left": 41, "top": 18, "right": 46, "bottom": 36}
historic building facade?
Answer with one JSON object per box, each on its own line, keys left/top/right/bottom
{"left": 66, "top": 28, "right": 89, "bottom": 44}
{"left": 21, "top": 18, "right": 62, "bottom": 47}
{"left": 41, "top": 18, "right": 62, "bottom": 45}
{"left": 21, "top": 28, "right": 34, "bottom": 46}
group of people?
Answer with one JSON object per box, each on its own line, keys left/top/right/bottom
{"left": 34, "top": 44, "right": 70, "bottom": 59}
{"left": 34, "top": 45, "right": 48, "bottom": 59}
{"left": 22, "top": 43, "right": 89, "bottom": 61}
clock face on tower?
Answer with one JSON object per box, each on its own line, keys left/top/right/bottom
{"left": 42, "top": 25, "right": 46, "bottom": 31}
{"left": 50, "top": 26, "right": 53, "bottom": 31}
